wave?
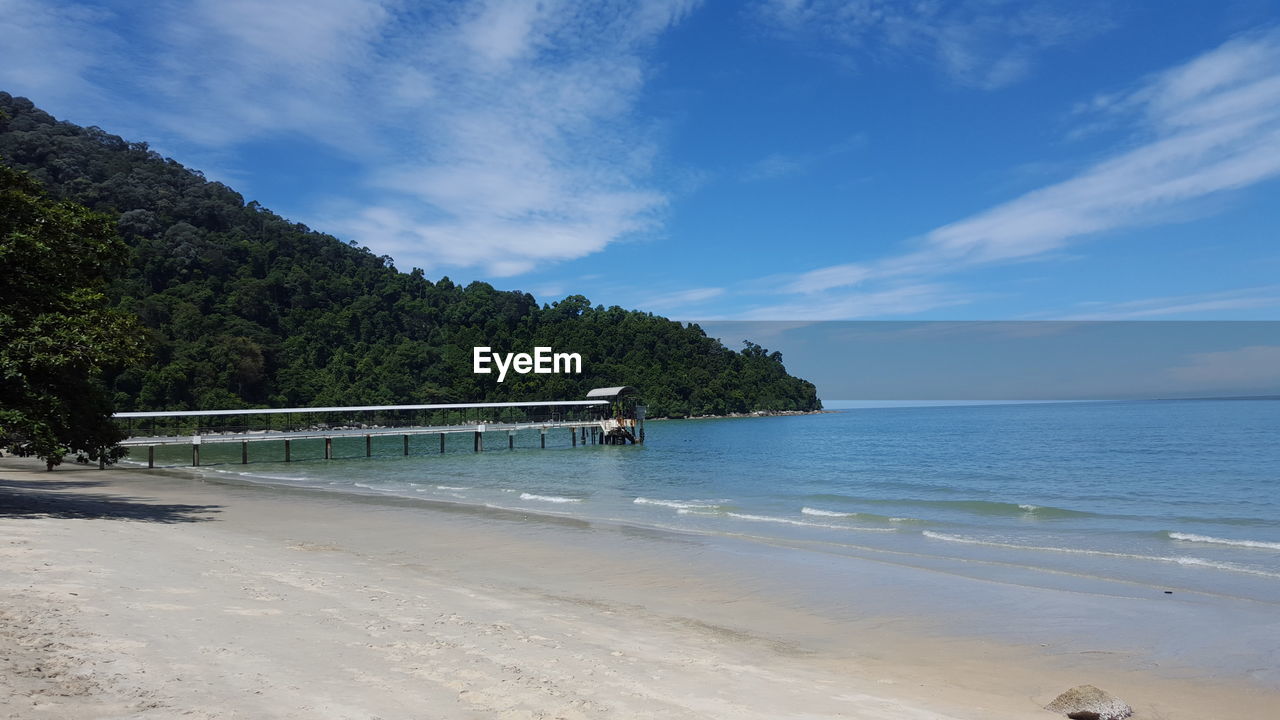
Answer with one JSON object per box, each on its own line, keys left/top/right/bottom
{"left": 805, "top": 494, "right": 1097, "bottom": 519}
{"left": 634, "top": 497, "right": 724, "bottom": 510}
{"left": 723, "top": 512, "right": 894, "bottom": 533}
{"left": 916, "top": 500, "right": 1095, "bottom": 518}
{"left": 519, "top": 493, "right": 582, "bottom": 504}
{"left": 1167, "top": 532, "right": 1280, "bottom": 551}
{"left": 800, "top": 507, "right": 853, "bottom": 517}
{"left": 203, "top": 467, "right": 314, "bottom": 483}
{"left": 436, "top": 485, "right": 471, "bottom": 491}
{"left": 801, "top": 507, "right": 920, "bottom": 523}
{"left": 921, "top": 531, "right": 1280, "bottom": 578}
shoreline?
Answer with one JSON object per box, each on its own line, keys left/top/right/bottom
{"left": 3, "top": 456, "right": 1277, "bottom": 718}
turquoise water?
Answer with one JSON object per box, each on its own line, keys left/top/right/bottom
{"left": 146, "top": 398, "right": 1280, "bottom": 606}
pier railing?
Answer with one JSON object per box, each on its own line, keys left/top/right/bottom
{"left": 110, "top": 399, "right": 643, "bottom": 467}
{"left": 117, "top": 403, "right": 605, "bottom": 439}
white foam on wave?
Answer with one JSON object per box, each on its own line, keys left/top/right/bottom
{"left": 352, "top": 481, "right": 412, "bottom": 493}
{"left": 436, "top": 485, "right": 471, "bottom": 491}
{"left": 1168, "top": 532, "right": 1280, "bottom": 551}
{"left": 206, "top": 467, "right": 311, "bottom": 483}
{"left": 801, "top": 507, "right": 854, "bottom": 517}
{"left": 725, "top": 512, "right": 894, "bottom": 533}
{"left": 1018, "top": 504, "right": 1040, "bottom": 512}
{"left": 802, "top": 507, "right": 916, "bottom": 523}
{"left": 921, "top": 531, "right": 1280, "bottom": 578}
{"left": 483, "top": 502, "right": 575, "bottom": 517}
{"left": 1166, "top": 557, "right": 1280, "bottom": 576}
{"left": 520, "top": 493, "right": 582, "bottom": 504}
{"left": 634, "top": 497, "right": 721, "bottom": 510}
{"left": 241, "top": 472, "right": 312, "bottom": 482}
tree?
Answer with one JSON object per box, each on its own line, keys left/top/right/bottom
{"left": 0, "top": 164, "right": 145, "bottom": 469}
{"left": 0, "top": 93, "right": 821, "bottom": 419}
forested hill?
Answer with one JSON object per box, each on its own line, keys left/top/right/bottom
{"left": 0, "top": 93, "right": 819, "bottom": 418}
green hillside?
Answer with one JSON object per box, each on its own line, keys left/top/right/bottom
{"left": 0, "top": 93, "right": 819, "bottom": 418}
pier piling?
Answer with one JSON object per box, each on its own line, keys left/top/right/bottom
{"left": 114, "top": 391, "right": 644, "bottom": 465}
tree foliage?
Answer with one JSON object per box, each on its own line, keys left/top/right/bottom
{"left": 0, "top": 163, "right": 145, "bottom": 468}
{"left": 0, "top": 92, "right": 820, "bottom": 419}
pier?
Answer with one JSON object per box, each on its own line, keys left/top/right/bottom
{"left": 113, "top": 387, "right": 645, "bottom": 467}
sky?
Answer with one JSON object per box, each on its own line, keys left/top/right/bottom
{"left": 3, "top": 0, "right": 1280, "bottom": 326}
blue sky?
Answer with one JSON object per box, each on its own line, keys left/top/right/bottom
{"left": 4, "top": 0, "right": 1280, "bottom": 322}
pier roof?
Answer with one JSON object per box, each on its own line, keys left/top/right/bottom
{"left": 585, "top": 386, "right": 636, "bottom": 399}
{"left": 113, "top": 400, "right": 606, "bottom": 419}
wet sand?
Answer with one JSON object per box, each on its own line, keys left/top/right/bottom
{"left": 1, "top": 456, "right": 1275, "bottom": 719}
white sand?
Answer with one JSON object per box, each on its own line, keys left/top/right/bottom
{"left": 2, "top": 457, "right": 1275, "bottom": 719}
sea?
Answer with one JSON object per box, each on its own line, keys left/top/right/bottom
{"left": 143, "top": 397, "right": 1280, "bottom": 606}
{"left": 132, "top": 397, "right": 1280, "bottom": 681}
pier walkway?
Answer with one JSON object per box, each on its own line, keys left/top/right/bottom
{"left": 113, "top": 389, "right": 645, "bottom": 467}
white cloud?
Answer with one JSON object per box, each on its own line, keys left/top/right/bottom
{"left": 781, "top": 263, "right": 873, "bottom": 294}
{"left": 0, "top": 0, "right": 115, "bottom": 106}
{"left": 139, "top": 0, "right": 394, "bottom": 149}
{"left": 1059, "top": 286, "right": 1280, "bottom": 320}
{"left": 639, "top": 287, "right": 725, "bottom": 311}
{"left": 2, "top": 0, "right": 697, "bottom": 276}
{"left": 753, "top": 29, "right": 1280, "bottom": 318}
{"left": 741, "top": 283, "right": 969, "bottom": 320}
{"left": 755, "top": 0, "right": 1113, "bottom": 89}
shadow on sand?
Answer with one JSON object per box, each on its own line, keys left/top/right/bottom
{"left": 0, "top": 477, "right": 221, "bottom": 523}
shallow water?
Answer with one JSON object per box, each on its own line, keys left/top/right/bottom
{"left": 140, "top": 398, "right": 1280, "bottom": 608}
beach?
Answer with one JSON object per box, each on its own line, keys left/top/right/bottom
{"left": 3, "top": 454, "right": 1276, "bottom": 720}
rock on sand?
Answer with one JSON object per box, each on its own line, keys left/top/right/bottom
{"left": 1045, "top": 684, "right": 1133, "bottom": 720}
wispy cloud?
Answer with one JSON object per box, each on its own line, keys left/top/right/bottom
{"left": 1058, "top": 286, "right": 1280, "bottom": 320}
{"left": 740, "top": 283, "right": 971, "bottom": 320}
{"left": 2, "top": 0, "right": 698, "bottom": 276}
{"left": 742, "top": 133, "right": 866, "bottom": 182}
{"left": 638, "top": 287, "right": 725, "bottom": 312}
{"left": 0, "top": 0, "right": 115, "bottom": 106}
{"left": 748, "top": 29, "right": 1280, "bottom": 318}
{"left": 754, "top": 0, "right": 1114, "bottom": 89}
